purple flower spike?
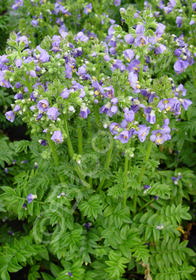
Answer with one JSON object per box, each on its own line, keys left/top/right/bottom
{"left": 5, "top": 111, "right": 15, "bottom": 122}
{"left": 27, "top": 193, "right": 37, "bottom": 204}
{"left": 37, "top": 99, "right": 49, "bottom": 112}
{"left": 47, "top": 107, "right": 60, "bottom": 120}
{"left": 51, "top": 130, "right": 63, "bottom": 143}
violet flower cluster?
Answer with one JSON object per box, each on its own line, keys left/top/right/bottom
{"left": 2, "top": 6, "right": 193, "bottom": 147}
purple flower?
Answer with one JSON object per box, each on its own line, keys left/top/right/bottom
{"left": 189, "top": 19, "right": 195, "bottom": 25}
{"left": 137, "top": 125, "right": 150, "bottom": 142}
{"left": 176, "top": 16, "right": 182, "bottom": 28}
{"left": 31, "top": 19, "right": 39, "bottom": 27}
{"left": 129, "top": 72, "right": 140, "bottom": 92}
{"left": 14, "top": 105, "right": 21, "bottom": 112}
{"left": 123, "top": 49, "right": 135, "bottom": 62}
{"left": 14, "top": 93, "right": 23, "bottom": 99}
{"left": 181, "top": 99, "right": 192, "bottom": 110}
{"left": 174, "top": 49, "right": 182, "bottom": 57}
{"left": 5, "top": 111, "right": 15, "bottom": 122}
{"left": 127, "top": 59, "right": 140, "bottom": 72}
{"left": 174, "top": 58, "right": 189, "bottom": 74}
{"left": 36, "top": 46, "right": 50, "bottom": 63}
{"left": 61, "top": 88, "right": 70, "bottom": 99}
{"left": 155, "top": 23, "right": 165, "bottom": 38}
{"left": 27, "top": 193, "right": 37, "bottom": 204}
{"left": 12, "top": 0, "right": 23, "bottom": 10}
{"left": 5, "top": 168, "right": 8, "bottom": 173}
{"left": 150, "top": 129, "right": 167, "bottom": 145}
{"left": 84, "top": 222, "right": 92, "bottom": 231}
{"left": 175, "top": 84, "right": 186, "bottom": 96}
{"left": 65, "top": 64, "right": 72, "bottom": 79}
{"left": 83, "top": 3, "right": 92, "bottom": 15}
{"left": 117, "top": 130, "right": 132, "bottom": 143}
{"left": 51, "top": 130, "right": 63, "bottom": 143}
{"left": 157, "top": 98, "right": 177, "bottom": 111}
{"left": 144, "top": 108, "right": 156, "bottom": 124}
{"left": 37, "top": 99, "right": 49, "bottom": 112}
{"left": 75, "top": 32, "right": 88, "bottom": 42}
{"left": 68, "top": 272, "right": 73, "bottom": 277}
{"left": 124, "top": 108, "right": 135, "bottom": 122}
{"left": 154, "top": 44, "right": 166, "bottom": 54}
{"left": 109, "top": 122, "right": 120, "bottom": 135}
{"left": 193, "top": 3, "right": 196, "bottom": 12}
{"left": 15, "top": 59, "right": 22, "bottom": 68}
{"left": 47, "top": 107, "right": 60, "bottom": 120}
{"left": 124, "top": 34, "right": 134, "bottom": 45}
{"left": 114, "top": 0, "right": 121, "bottom": 6}
{"left": 79, "top": 106, "right": 90, "bottom": 119}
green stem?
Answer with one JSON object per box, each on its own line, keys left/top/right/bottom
{"left": 97, "top": 138, "right": 114, "bottom": 191}
{"left": 77, "top": 123, "right": 83, "bottom": 154}
{"left": 139, "top": 199, "right": 154, "bottom": 212}
{"left": 88, "top": 117, "right": 92, "bottom": 141}
{"left": 123, "top": 155, "right": 129, "bottom": 208}
{"left": 48, "top": 136, "right": 64, "bottom": 184}
{"left": 139, "top": 53, "right": 144, "bottom": 83}
{"left": 24, "top": 72, "right": 33, "bottom": 93}
{"left": 133, "top": 141, "right": 153, "bottom": 213}
{"left": 65, "top": 118, "right": 91, "bottom": 188}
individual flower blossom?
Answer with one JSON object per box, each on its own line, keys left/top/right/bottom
{"left": 30, "top": 70, "right": 36, "bottom": 77}
{"left": 12, "top": 0, "right": 23, "bottom": 10}
{"left": 156, "top": 224, "right": 164, "bottom": 230}
{"left": 15, "top": 59, "right": 22, "bottom": 68}
{"left": 83, "top": 3, "right": 92, "bottom": 14}
{"left": 47, "top": 107, "right": 60, "bottom": 120}
{"left": 123, "top": 49, "right": 135, "bottom": 62}
{"left": 100, "top": 102, "right": 118, "bottom": 117}
{"left": 14, "top": 105, "right": 21, "bottom": 112}
{"left": 39, "top": 140, "right": 47, "bottom": 146}
{"left": 109, "top": 122, "right": 120, "bottom": 135}
{"left": 143, "top": 184, "right": 151, "bottom": 194}
{"left": 157, "top": 98, "right": 177, "bottom": 111}
{"left": 180, "top": 99, "right": 192, "bottom": 110}
{"left": 36, "top": 46, "right": 50, "bottom": 63}
{"left": 27, "top": 193, "right": 37, "bottom": 204}
{"left": 8, "top": 230, "right": 14, "bottom": 235}
{"left": 31, "top": 19, "right": 39, "bottom": 27}
{"left": 114, "top": 0, "right": 121, "bottom": 6}
{"left": 128, "top": 72, "right": 140, "bottom": 92}
{"left": 5, "top": 111, "right": 15, "bottom": 122}
{"left": 127, "top": 59, "right": 140, "bottom": 72}
{"left": 124, "top": 108, "right": 135, "bottom": 122}
{"left": 150, "top": 129, "right": 168, "bottom": 145}
{"left": 192, "top": 3, "right": 196, "bottom": 12}
{"left": 144, "top": 107, "right": 156, "bottom": 124}
{"left": 22, "top": 203, "right": 27, "bottom": 209}
{"left": 154, "top": 196, "right": 159, "bottom": 200}
{"left": 75, "top": 32, "right": 88, "bottom": 42}
{"left": 154, "top": 44, "right": 166, "bottom": 54}
{"left": 37, "top": 99, "right": 49, "bottom": 112}
{"left": 4, "top": 168, "right": 8, "bottom": 173}
{"left": 51, "top": 130, "right": 63, "bottom": 143}
{"left": 79, "top": 106, "right": 90, "bottom": 119}
{"left": 174, "top": 49, "right": 182, "bottom": 57}
{"left": 124, "top": 34, "right": 134, "bottom": 45}
{"left": 164, "top": 0, "right": 176, "bottom": 13}
{"left": 14, "top": 93, "right": 23, "bottom": 99}
{"left": 84, "top": 222, "right": 92, "bottom": 231}
{"left": 175, "top": 84, "right": 186, "bottom": 96}
{"left": 65, "top": 64, "right": 72, "bottom": 79}
{"left": 61, "top": 88, "right": 70, "bottom": 99}
{"left": 137, "top": 125, "right": 150, "bottom": 142}
{"left": 68, "top": 272, "right": 73, "bottom": 277}
{"left": 37, "top": 113, "right": 43, "bottom": 120}
{"left": 154, "top": 23, "right": 165, "bottom": 38}
{"left": 176, "top": 16, "right": 182, "bottom": 28}
{"left": 174, "top": 58, "right": 189, "bottom": 74}
{"left": 117, "top": 130, "right": 132, "bottom": 143}
{"left": 189, "top": 19, "right": 195, "bottom": 25}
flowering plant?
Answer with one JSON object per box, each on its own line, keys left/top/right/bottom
{"left": 0, "top": 1, "right": 196, "bottom": 280}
